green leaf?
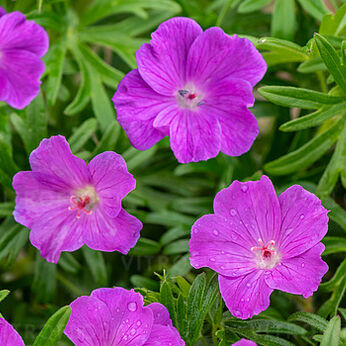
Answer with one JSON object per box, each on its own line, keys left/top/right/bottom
{"left": 160, "top": 227, "right": 190, "bottom": 245}
{"left": 328, "top": 276, "right": 346, "bottom": 316}
{"left": 44, "top": 38, "right": 67, "bottom": 105}
{"left": 176, "top": 276, "right": 191, "bottom": 297}
{"left": 0, "top": 202, "right": 14, "bottom": 217}
{"left": 320, "top": 4, "right": 346, "bottom": 36}
{"left": 82, "top": 246, "right": 108, "bottom": 287}
{"left": 271, "top": 0, "right": 295, "bottom": 41}
{"left": 125, "top": 147, "right": 158, "bottom": 171}
{"left": 91, "top": 120, "right": 120, "bottom": 157}
{"left": 288, "top": 312, "right": 328, "bottom": 332}
{"left": 298, "top": 56, "right": 326, "bottom": 73}
{"left": 32, "top": 253, "right": 57, "bottom": 303}
{"left": 265, "top": 118, "right": 344, "bottom": 175}
{"left": 280, "top": 102, "right": 346, "bottom": 132}
{"left": 130, "top": 275, "right": 159, "bottom": 290}
{"left": 297, "top": 0, "right": 328, "bottom": 21}
{"left": 238, "top": 0, "right": 272, "bottom": 13}
{"left": 68, "top": 118, "right": 98, "bottom": 153}
{"left": 321, "top": 316, "right": 341, "bottom": 346}
{"left": 317, "top": 121, "right": 346, "bottom": 197}
{"left": 259, "top": 86, "right": 344, "bottom": 109}
{"left": 322, "top": 236, "right": 346, "bottom": 255}
{"left": 168, "top": 254, "right": 191, "bottom": 277}
{"left": 163, "top": 239, "right": 189, "bottom": 255}
{"left": 0, "top": 289, "right": 10, "bottom": 303}
{"left": 160, "top": 280, "right": 177, "bottom": 326}
{"left": 320, "top": 259, "right": 346, "bottom": 291}
{"left": 315, "top": 33, "right": 346, "bottom": 93}
{"left": 58, "top": 253, "right": 81, "bottom": 274}
{"left": 33, "top": 306, "right": 71, "bottom": 346}
{"left": 130, "top": 238, "right": 161, "bottom": 256}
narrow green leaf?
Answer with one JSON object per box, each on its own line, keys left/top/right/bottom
{"left": 328, "top": 276, "right": 346, "bottom": 316}
{"left": 259, "top": 86, "right": 344, "bottom": 109}
{"left": 322, "top": 236, "right": 346, "bottom": 255}
{"left": 68, "top": 118, "right": 98, "bottom": 153}
{"left": 58, "top": 253, "right": 81, "bottom": 274}
{"left": 297, "top": 0, "right": 328, "bottom": 21}
{"left": 298, "top": 56, "right": 326, "bottom": 73}
{"left": 238, "top": 0, "right": 272, "bottom": 13}
{"left": 288, "top": 312, "right": 328, "bottom": 332}
{"left": 176, "top": 276, "right": 191, "bottom": 297}
{"left": 91, "top": 120, "right": 120, "bottom": 157}
{"left": 130, "top": 275, "right": 159, "bottom": 290}
{"left": 130, "top": 238, "right": 161, "bottom": 256}
{"left": 271, "top": 0, "right": 295, "bottom": 41}
{"left": 44, "top": 38, "right": 67, "bottom": 105}
{"left": 160, "top": 280, "right": 177, "bottom": 326}
{"left": 82, "top": 246, "right": 108, "bottom": 287}
{"left": 317, "top": 121, "right": 346, "bottom": 197}
{"left": 265, "top": 118, "right": 344, "bottom": 175}
{"left": 125, "top": 147, "right": 157, "bottom": 171}
{"left": 0, "top": 202, "right": 14, "bottom": 217}
{"left": 160, "top": 227, "right": 190, "bottom": 245}
{"left": 320, "top": 4, "right": 346, "bottom": 36}
{"left": 321, "top": 316, "right": 341, "bottom": 346}
{"left": 280, "top": 102, "right": 346, "bottom": 132}
{"left": 33, "top": 306, "right": 71, "bottom": 346}
{"left": 315, "top": 33, "right": 346, "bottom": 92}
{"left": 168, "top": 254, "right": 191, "bottom": 277}
{"left": 322, "top": 196, "right": 346, "bottom": 231}
{"left": 176, "top": 293, "right": 187, "bottom": 338}
{"left": 320, "top": 259, "right": 346, "bottom": 291}
{"left": 0, "top": 289, "right": 10, "bottom": 303}
{"left": 163, "top": 239, "right": 189, "bottom": 255}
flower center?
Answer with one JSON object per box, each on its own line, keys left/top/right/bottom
{"left": 68, "top": 185, "right": 98, "bottom": 219}
{"left": 176, "top": 88, "right": 205, "bottom": 110}
{"left": 251, "top": 239, "right": 280, "bottom": 269}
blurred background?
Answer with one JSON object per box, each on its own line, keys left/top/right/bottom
{"left": 0, "top": 0, "right": 345, "bottom": 344}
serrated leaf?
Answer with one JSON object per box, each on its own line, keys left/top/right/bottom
{"left": 321, "top": 316, "right": 341, "bottom": 346}
{"left": 68, "top": 118, "right": 98, "bottom": 153}
{"left": 288, "top": 312, "right": 328, "bottom": 332}
{"left": 33, "top": 306, "right": 71, "bottom": 346}
{"left": 259, "top": 86, "right": 344, "bottom": 109}
{"left": 315, "top": 34, "right": 346, "bottom": 93}
{"left": 280, "top": 102, "right": 346, "bottom": 132}
{"left": 271, "top": 0, "right": 295, "bottom": 41}
{"left": 265, "top": 118, "right": 343, "bottom": 175}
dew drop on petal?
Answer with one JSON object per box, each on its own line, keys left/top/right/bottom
{"left": 241, "top": 298, "right": 244, "bottom": 302}
{"left": 137, "top": 320, "right": 142, "bottom": 326}
{"left": 230, "top": 208, "right": 237, "bottom": 216}
{"left": 241, "top": 185, "right": 248, "bottom": 192}
{"left": 130, "top": 328, "right": 136, "bottom": 336}
{"left": 301, "top": 263, "right": 305, "bottom": 268}
{"left": 246, "top": 283, "right": 251, "bottom": 288}
{"left": 213, "top": 229, "right": 219, "bottom": 236}
{"left": 300, "top": 214, "right": 305, "bottom": 219}
{"left": 127, "top": 302, "right": 137, "bottom": 312}
{"left": 209, "top": 257, "right": 216, "bottom": 262}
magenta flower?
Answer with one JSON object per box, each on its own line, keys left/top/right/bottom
{"left": 12, "top": 135, "right": 142, "bottom": 263}
{"left": 0, "top": 7, "right": 48, "bottom": 109}
{"left": 189, "top": 175, "right": 328, "bottom": 319}
{"left": 113, "top": 17, "right": 266, "bottom": 164}
{"left": 65, "top": 287, "right": 184, "bottom": 345}
{"left": 0, "top": 318, "right": 24, "bottom": 346}
{"left": 233, "top": 339, "right": 256, "bottom": 346}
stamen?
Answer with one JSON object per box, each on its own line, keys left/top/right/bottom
{"left": 69, "top": 195, "right": 93, "bottom": 219}
{"left": 188, "top": 93, "right": 197, "bottom": 100}
{"left": 197, "top": 101, "right": 205, "bottom": 106}
{"left": 178, "top": 90, "right": 189, "bottom": 97}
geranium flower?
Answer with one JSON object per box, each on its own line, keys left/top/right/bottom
{"left": 12, "top": 135, "right": 142, "bottom": 263}
{"left": 65, "top": 287, "right": 185, "bottom": 345}
{"left": 0, "top": 7, "right": 48, "bottom": 109}
{"left": 0, "top": 318, "right": 24, "bottom": 345}
{"left": 113, "top": 17, "right": 266, "bottom": 164}
{"left": 233, "top": 339, "right": 256, "bottom": 346}
{"left": 189, "top": 175, "right": 328, "bottom": 319}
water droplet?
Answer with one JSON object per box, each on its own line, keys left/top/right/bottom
{"left": 127, "top": 302, "right": 137, "bottom": 312}
{"left": 221, "top": 250, "right": 225, "bottom": 254}
{"left": 241, "top": 185, "right": 248, "bottom": 192}
{"left": 246, "top": 298, "right": 249, "bottom": 302}
{"left": 246, "top": 283, "right": 251, "bottom": 288}
{"left": 220, "top": 266, "right": 225, "bottom": 270}
{"left": 300, "top": 214, "right": 305, "bottom": 219}
{"left": 210, "top": 257, "right": 216, "bottom": 262}
{"left": 301, "top": 263, "right": 305, "bottom": 268}
{"left": 241, "top": 298, "right": 244, "bottom": 302}
{"left": 213, "top": 229, "right": 219, "bottom": 236}
{"left": 137, "top": 320, "right": 142, "bottom": 326}
{"left": 116, "top": 308, "right": 120, "bottom": 312}
{"left": 230, "top": 208, "right": 237, "bottom": 216}
{"left": 130, "top": 328, "right": 136, "bottom": 336}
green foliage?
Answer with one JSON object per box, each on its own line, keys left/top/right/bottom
{"left": 0, "top": 0, "right": 345, "bottom": 345}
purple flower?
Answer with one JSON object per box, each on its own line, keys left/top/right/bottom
{"left": 0, "top": 318, "right": 24, "bottom": 346}
{"left": 65, "top": 287, "right": 185, "bottom": 345}
{"left": 189, "top": 175, "right": 329, "bottom": 319}
{"left": 12, "top": 135, "right": 142, "bottom": 263}
{"left": 233, "top": 339, "right": 257, "bottom": 346}
{"left": 0, "top": 7, "right": 48, "bottom": 109}
{"left": 113, "top": 17, "right": 266, "bottom": 164}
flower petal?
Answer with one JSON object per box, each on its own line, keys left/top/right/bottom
{"left": 219, "top": 271, "right": 273, "bottom": 319}
{"left": 144, "top": 324, "right": 185, "bottom": 346}
{"left": 137, "top": 17, "right": 203, "bottom": 95}
{"left": 190, "top": 214, "right": 256, "bottom": 277}
{"left": 277, "top": 185, "right": 329, "bottom": 258}
{"left": 0, "top": 11, "right": 48, "bottom": 56}
{"left": 29, "top": 136, "right": 90, "bottom": 189}
{"left": 265, "top": 243, "right": 328, "bottom": 298}
{"left": 12, "top": 171, "right": 70, "bottom": 229}
{"left": 113, "top": 71, "right": 167, "bottom": 150}
{"left": 213, "top": 176, "right": 281, "bottom": 246}
{"left": 0, "top": 49, "right": 45, "bottom": 109}
{"left": 233, "top": 339, "right": 257, "bottom": 346}
{"left": 154, "top": 105, "right": 221, "bottom": 163}
{"left": 205, "top": 78, "right": 258, "bottom": 156}
{"left": 187, "top": 28, "right": 266, "bottom": 87}
{"left": 29, "top": 204, "right": 83, "bottom": 263}
{"left": 0, "top": 318, "right": 25, "bottom": 346}
{"left": 0, "top": 7, "right": 6, "bottom": 17}
{"left": 88, "top": 151, "right": 136, "bottom": 218}
{"left": 146, "top": 303, "right": 173, "bottom": 327}
{"left": 83, "top": 208, "right": 142, "bottom": 255}
{"left": 91, "top": 288, "right": 153, "bottom": 345}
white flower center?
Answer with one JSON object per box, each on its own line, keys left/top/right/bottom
{"left": 68, "top": 185, "right": 99, "bottom": 219}
{"left": 176, "top": 86, "right": 205, "bottom": 110}
{"left": 251, "top": 238, "right": 281, "bottom": 269}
